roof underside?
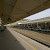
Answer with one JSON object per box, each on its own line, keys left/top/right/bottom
{"left": 0, "top": 0, "right": 50, "bottom": 24}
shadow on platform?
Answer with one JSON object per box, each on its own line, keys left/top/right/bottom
{"left": 0, "top": 29, "right": 25, "bottom": 50}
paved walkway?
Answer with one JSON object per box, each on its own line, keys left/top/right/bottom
{"left": 0, "top": 28, "right": 25, "bottom": 50}
{"left": 0, "top": 27, "right": 50, "bottom": 50}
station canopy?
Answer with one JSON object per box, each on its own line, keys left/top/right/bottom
{"left": 0, "top": 0, "right": 50, "bottom": 24}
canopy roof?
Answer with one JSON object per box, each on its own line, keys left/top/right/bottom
{"left": 0, "top": 0, "right": 50, "bottom": 24}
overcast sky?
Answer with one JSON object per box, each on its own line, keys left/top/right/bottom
{"left": 24, "top": 8, "right": 50, "bottom": 20}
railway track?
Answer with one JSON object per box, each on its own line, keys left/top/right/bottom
{"left": 11, "top": 28, "right": 50, "bottom": 47}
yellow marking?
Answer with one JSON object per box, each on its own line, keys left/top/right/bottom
{"left": 10, "top": 28, "right": 37, "bottom": 50}
{"left": 17, "top": 35, "right": 37, "bottom": 50}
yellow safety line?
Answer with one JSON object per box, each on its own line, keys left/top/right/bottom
{"left": 10, "top": 28, "right": 37, "bottom": 50}
{"left": 17, "top": 35, "right": 37, "bottom": 50}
